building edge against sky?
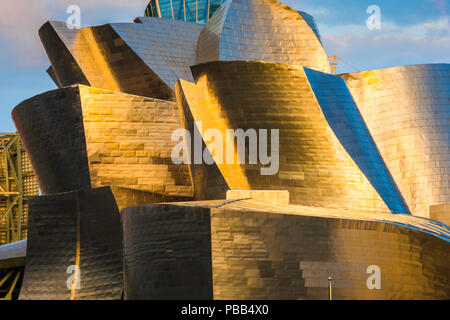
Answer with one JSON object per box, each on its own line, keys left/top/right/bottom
{"left": 0, "top": 0, "right": 449, "bottom": 300}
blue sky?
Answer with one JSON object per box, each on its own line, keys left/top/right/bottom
{"left": 0, "top": 0, "right": 448, "bottom": 132}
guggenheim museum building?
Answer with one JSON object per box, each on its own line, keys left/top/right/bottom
{"left": 0, "top": 0, "right": 449, "bottom": 300}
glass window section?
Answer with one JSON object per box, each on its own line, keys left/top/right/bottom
{"left": 171, "top": 0, "right": 184, "bottom": 20}
{"left": 159, "top": 0, "right": 174, "bottom": 18}
{"left": 151, "top": 1, "right": 159, "bottom": 17}
{"left": 209, "top": 0, "right": 222, "bottom": 19}
{"left": 144, "top": 0, "right": 223, "bottom": 23}
{"left": 197, "top": 0, "right": 209, "bottom": 23}
{"left": 185, "top": 0, "right": 197, "bottom": 22}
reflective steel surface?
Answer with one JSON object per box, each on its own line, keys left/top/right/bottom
{"left": 122, "top": 198, "right": 450, "bottom": 300}
{"left": 111, "top": 18, "right": 203, "bottom": 90}
{"left": 19, "top": 187, "right": 123, "bottom": 300}
{"left": 304, "top": 68, "right": 410, "bottom": 214}
{"left": 40, "top": 21, "right": 176, "bottom": 100}
{"left": 12, "top": 85, "right": 193, "bottom": 211}
{"left": 341, "top": 64, "right": 450, "bottom": 219}
{"left": 176, "top": 61, "right": 393, "bottom": 213}
{"left": 196, "top": 0, "right": 331, "bottom": 73}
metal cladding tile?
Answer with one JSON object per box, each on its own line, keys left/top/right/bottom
{"left": 40, "top": 21, "right": 174, "bottom": 100}
{"left": 121, "top": 204, "right": 213, "bottom": 300}
{"left": 46, "top": 66, "right": 62, "bottom": 88}
{"left": 19, "top": 187, "right": 123, "bottom": 300}
{"left": 175, "top": 85, "right": 230, "bottom": 201}
{"left": 12, "top": 85, "right": 193, "bottom": 211}
{"left": 340, "top": 64, "right": 450, "bottom": 219}
{"left": 196, "top": 0, "right": 331, "bottom": 73}
{"left": 12, "top": 86, "right": 91, "bottom": 195}
{"left": 298, "top": 11, "right": 322, "bottom": 45}
{"left": 120, "top": 200, "right": 450, "bottom": 300}
{"left": 304, "top": 67, "right": 410, "bottom": 214}
{"left": 111, "top": 18, "right": 204, "bottom": 90}
{"left": 176, "top": 61, "right": 392, "bottom": 213}
{"left": 39, "top": 21, "right": 90, "bottom": 88}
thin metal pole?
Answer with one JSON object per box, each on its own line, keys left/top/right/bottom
{"left": 328, "top": 276, "right": 333, "bottom": 300}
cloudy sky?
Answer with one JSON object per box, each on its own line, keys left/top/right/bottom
{"left": 0, "top": 0, "right": 448, "bottom": 132}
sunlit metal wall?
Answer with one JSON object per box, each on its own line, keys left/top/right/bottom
{"left": 341, "top": 64, "right": 450, "bottom": 219}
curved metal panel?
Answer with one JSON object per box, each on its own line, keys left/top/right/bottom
{"left": 121, "top": 200, "right": 450, "bottom": 300}
{"left": 12, "top": 86, "right": 91, "bottom": 195}
{"left": 341, "top": 64, "right": 450, "bottom": 219}
{"left": 304, "top": 67, "right": 410, "bottom": 214}
{"left": 196, "top": 0, "right": 331, "bottom": 73}
{"left": 121, "top": 204, "right": 213, "bottom": 300}
{"left": 176, "top": 61, "right": 391, "bottom": 213}
{"left": 298, "top": 11, "right": 322, "bottom": 44}
{"left": 39, "top": 22, "right": 90, "bottom": 88}
{"left": 110, "top": 18, "right": 204, "bottom": 90}
{"left": 12, "top": 85, "right": 193, "bottom": 210}
{"left": 19, "top": 187, "right": 123, "bottom": 300}
{"left": 40, "top": 21, "right": 174, "bottom": 100}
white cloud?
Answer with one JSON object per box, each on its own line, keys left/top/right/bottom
{"left": 0, "top": 0, "right": 148, "bottom": 68}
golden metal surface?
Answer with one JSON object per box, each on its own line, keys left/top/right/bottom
{"left": 430, "top": 204, "right": 450, "bottom": 226}
{"left": 39, "top": 21, "right": 175, "bottom": 101}
{"left": 78, "top": 85, "right": 193, "bottom": 210}
{"left": 12, "top": 85, "right": 193, "bottom": 211}
{"left": 122, "top": 199, "right": 450, "bottom": 299}
{"left": 175, "top": 61, "right": 391, "bottom": 212}
{"left": 196, "top": 0, "right": 331, "bottom": 73}
{"left": 39, "top": 19, "right": 204, "bottom": 101}
{"left": 341, "top": 64, "right": 450, "bottom": 219}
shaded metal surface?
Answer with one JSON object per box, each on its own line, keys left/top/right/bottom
{"left": 19, "top": 187, "right": 122, "bottom": 300}
{"left": 341, "top": 64, "right": 450, "bottom": 219}
{"left": 111, "top": 18, "right": 203, "bottom": 90}
{"left": 176, "top": 61, "right": 392, "bottom": 213}
{"left": 12, "top": 86, "right": 92, "bottom": 195}
{"left": 121, "top": 204, "right": 213, "bottom": 300}
{"left": 39, "top": 22, "right": 90, "bottom": 88}
{"left": 12, "top": 85, "right": 193, "bottom": 211}
{"left": 298, "top": 11, "right": 322, "bottom": 44}
{"left": 122, "top": 199, "right": 450, "bottom": 300}
{"left": 40, "top": 21, "right": 175, "bottom": 100}
{"left": 304, "top": 68, "right": 410, "bottom": 214}
{"left": 430, "top": 204, "right": 450, "bottom": 226}
{"left": 196, "top": 0, "right": 331, "bottom": 73}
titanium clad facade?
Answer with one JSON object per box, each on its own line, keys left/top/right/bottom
{"left": 304, "top": 68, "right": 410, "bottom": 214}
{"left": 122, "top": 203, "right": 215, "bottom": 300}
{"left": 196, "top": 0, "right": 331, "bottom": 73}
{"left": 176, "top": 61, "right": 392, "bottom": 213}
{"left": 122, "top": 200, "right": 450, "bottom": 300}
{"left": 111, "top": 19, "right": 204, "bottom": 89}
{"left": 341, "top": 64, "right": 450, "bottom": 219}
{"left": 298, "top": 11, "right": 322, "bottom": 44}
{"left": 19, "top": 187, "right": 123, "bottom": 300}
{"left": 40, "top": 21, "right": 177, "bottom": 100}
{"left": 3, "top": 0, "right": 449, "bottom": 301}
{"left": 12, "top": 85, "right": 193, "bottom": 211}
